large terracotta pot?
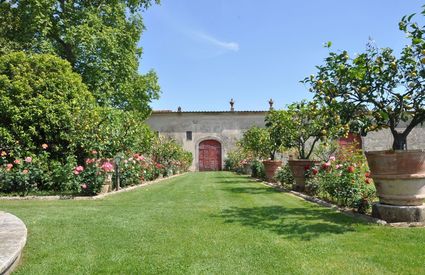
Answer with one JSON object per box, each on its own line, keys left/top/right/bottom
{"left": 263, "top": 160, "right": 282, "bottom": 182}
{"left": 365, "top": 150, "right": 425, "bottom": 206}
{"left": 288, "top": 159, "right": 318, "bottom": 191}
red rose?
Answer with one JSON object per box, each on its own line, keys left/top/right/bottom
{"left": 304, "top": 165, "right": 310, "bottom": 171}
{"left": 347, "top": 166, "right": 355, "bottom": 173}
{"left": 365, "top": 178, "right": 372, "bottom": 184}
{"left": 365, "top": 172, "right": 371, "bottom": 178}
{"left": 312, "top": 168, "right": 318, "bottom": 175}
{"left": 321, "top": 162, "right": 331, "bottom": 170}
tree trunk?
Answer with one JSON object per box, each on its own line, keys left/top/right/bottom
{"left": 270, "top": 151, "right": 275, "bottom": 160}
{"left": 392, "top": 132, "right": 407, "bottom": 150}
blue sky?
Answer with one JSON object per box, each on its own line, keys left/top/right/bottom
{"left": 139, "top": 1, "right": 422, "bottom": 111}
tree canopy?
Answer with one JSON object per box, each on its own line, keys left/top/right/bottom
{"left": 267, "top": 101, "right": 346, "bottom": 160}
{"left": 303, "top": 7, "right": 425, "bottom": 150}
{"left": 0, "top": 0, "right": 160, "bottom": 118}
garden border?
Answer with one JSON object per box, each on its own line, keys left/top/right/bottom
{"left": 0, "top": 173, "right": 187, "bottom": 201}
{"left": 249, "top": 176, "right": 425, "bottom": 228}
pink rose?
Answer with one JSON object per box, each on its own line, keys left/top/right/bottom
{"left": 85, "top": 158, "right": 95, "bottom": 164}
{"left": 81, "top": 183, "right": 87, "bottom": 189}
{"left": 329, "top": 156, "right": 336, "bottom": 162}
{"left": 73, "top": 166, "right": 84, "bottom": 175}
{"left": 22, "top": 169, "right": 29, "bottom": 174}
{"left": 91, "top": 150, "right": 98, "bottom": 155}
{"left": 25, "top": 157, "right": 32, "bottom": 163}
{"left": 6, "top": 163, "right": 13, "bottom": 171}
{"left": 101, "top": 162, "right": 114, "bottom": 172}
{"left": 42, "top": 143, "right": 48, "bottom": 149}
{"left": 13, "top": 159, "right": 20, "bottom": 165}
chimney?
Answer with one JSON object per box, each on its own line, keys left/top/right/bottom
{"left": 230, "top": 98, "right": 235, "bottom": 112}
{"left": 269, "top": 98, "right": 274, "bottom": 111}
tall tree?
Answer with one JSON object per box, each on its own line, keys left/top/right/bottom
{"left": 0, "top": 0, "right": 160, "bottom": 118}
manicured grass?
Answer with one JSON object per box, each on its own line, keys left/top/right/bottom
{"left": 1, "top": 172, "right": 425, "bottom": 274}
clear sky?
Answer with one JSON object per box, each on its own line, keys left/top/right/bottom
{"left": 139, "top": 1, "right": 422, "bottom": 111}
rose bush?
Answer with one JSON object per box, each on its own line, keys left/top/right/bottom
{"left": 0, "top": 134, "right": 192, "bottom": 196}
{"left": 305, "top": 144, "right": 376, "bottom": 213}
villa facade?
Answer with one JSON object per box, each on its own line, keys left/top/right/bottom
{"left": 146, "top": 102, "right": 425, "bottom": 171}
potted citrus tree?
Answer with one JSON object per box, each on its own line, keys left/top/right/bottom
{"left": 240, "top": 126, "right": 284, "bottom": 182}
{"left": 304, "top": 10, "right": 425, "bottom": 222}
{"left": 269, "top": 101, "right": 345, "bottom": 191}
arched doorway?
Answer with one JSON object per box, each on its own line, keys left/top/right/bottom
{"left": 199, "top": 140, "right": 222, "bottom": 171}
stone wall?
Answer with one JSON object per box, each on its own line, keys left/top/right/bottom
{"left": 146, "top": 111, "right": 266, "bottom": 171}
{"left": 146, "top": 111, "right": 425, "bottom": 171}
{"left": 363, "top": 126, "right": 425, "bottom": 151}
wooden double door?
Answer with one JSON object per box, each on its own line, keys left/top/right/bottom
{"left": 199, "top": 140, "right": 222, "bottom": 171}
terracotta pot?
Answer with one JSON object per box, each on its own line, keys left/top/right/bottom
{"left": 365, "top": 150, "right": 425, "bottom": 206}
{"left": 288, "top": 159, "right": 318, "bottom": 191}
{"left": 262, "top": 160, "right": 282, "bottom": 182}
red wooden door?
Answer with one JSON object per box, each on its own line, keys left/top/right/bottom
{"left": 199, "top": 140, "right": 222, "bottom": 171}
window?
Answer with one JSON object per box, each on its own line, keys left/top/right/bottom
{"left": 186, "top": 131, "right": 192, "bottom": 141}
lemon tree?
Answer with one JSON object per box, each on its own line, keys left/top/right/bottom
{"left": 303, "top": 8, "right": 425, "bottom": 150}
{"left": 266, "top": 100, "right": 346, "bottom": 160}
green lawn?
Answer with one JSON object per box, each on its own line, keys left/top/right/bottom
{"left": 1, "top": 172, "right": 425, "bottom": 274}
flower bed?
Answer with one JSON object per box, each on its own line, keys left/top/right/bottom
{"left": 304, "top": 148, "right": 376, "bottom": 214}
{"left": 0, "top": 139, "right": 192, "bottom": 197}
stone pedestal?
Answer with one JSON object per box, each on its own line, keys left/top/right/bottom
{"left": 100, "top": 174, "right": 113, "bottom": 194}
{"left": 372, "top": 203, "right": 425, "bottom": 223}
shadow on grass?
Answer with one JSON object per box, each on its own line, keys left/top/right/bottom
{"left": 215, "top": 206, "right": 359, "bottom": 241}
{"left": 221, "top": 187, "right": 277, "bottom": 194}
{"left": 213, "top": 174, "right": 256, "bottom": 185}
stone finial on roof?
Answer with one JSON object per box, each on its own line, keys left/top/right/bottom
{"left": 269, "top": 98, "right": 274, "bottom": 111}
{"left": 230, "top": 98, "right": 235, "bottom": 112}
{"left": 177, "top": 106, "right": 182, "bottom": 112}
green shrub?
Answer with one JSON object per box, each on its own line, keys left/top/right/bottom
{"left": 0, "top": 52, "right": 96, "bottom": 160}
{"left": 250, "top": 159, "right": 265, "bottom": 180}
{"left": 274, "top": 163, "right": 294, "bottom": 188}
{"left": 224, "top": 148, "right": 251, "bottom": 173}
